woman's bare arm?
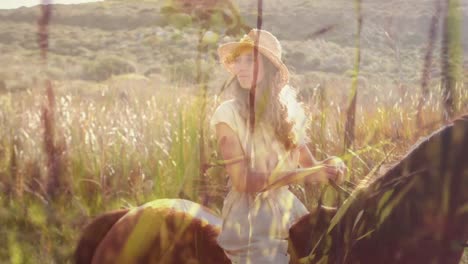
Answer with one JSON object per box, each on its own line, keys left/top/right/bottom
{"left": 262, "top": 145, "right": 345, "bottom": 191}
{"left": 215, "top": 123, "right": 268, "bottom": 193}
{"left": 298, "top": 144, "right": 318, "bottom": 168}
{"left": 215, "top": 123, "right": 343, "bottom": 193}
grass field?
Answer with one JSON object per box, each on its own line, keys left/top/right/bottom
{"left": 1, "top": 74, "right": 466, "bottom": 263}
{"left": 0, "top": 0, "right": 467, "bottom": 263}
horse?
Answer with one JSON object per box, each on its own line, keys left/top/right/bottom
{"left": 75, "top": 115, "right": 468, "bottom": 264}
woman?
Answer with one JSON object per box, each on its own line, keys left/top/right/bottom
{"left": 210, "top": 29, "right": 346, "bottom": 264}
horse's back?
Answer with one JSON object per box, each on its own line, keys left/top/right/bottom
{"left": 90, "top": 198, "right": 228, "bottom": 264}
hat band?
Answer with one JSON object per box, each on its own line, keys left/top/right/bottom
{"left": 240, "top": 34, "right": 255, "bottom": 45}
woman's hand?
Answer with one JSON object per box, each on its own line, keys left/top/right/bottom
{"left": 304, "top": 156, "right": 347, "bottom": 185}
{"left": 323, "top": 156, "right": 347, "bottom": 184}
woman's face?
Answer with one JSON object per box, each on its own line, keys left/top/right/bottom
{"left": 232, "top": 50, "right": 265, "bottom": 89}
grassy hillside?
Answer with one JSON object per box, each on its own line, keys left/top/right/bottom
{"left": 0, "top": 0, "right": 467, "bottom": 263}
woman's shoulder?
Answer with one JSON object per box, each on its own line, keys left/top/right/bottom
{"left": 214, "top": 99, "right": 237, "bottom": 112}
{"left": 212, "top": 99, "right": 240, "bottom": 118}
{"left": 210, "top": 99, "right": 240, "bottom": 132}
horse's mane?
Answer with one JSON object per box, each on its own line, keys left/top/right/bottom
{"left": 305, "top": 114, "right": 468, "bottom": 263}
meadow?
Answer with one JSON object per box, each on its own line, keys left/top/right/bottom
{"left": 0, "top": 0, "right": 467, "bottom": 263}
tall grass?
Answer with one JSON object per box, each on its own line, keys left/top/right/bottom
{"left": 0, "top": 0, "right": 467, "bottom": 262}
{"left": 1, "top": 73, "right": 466, "bottom": 262}
{"left": 0, "top": 83, "right": 219, "bottom": 262}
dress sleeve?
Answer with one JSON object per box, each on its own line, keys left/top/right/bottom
{"left": 210, "top": 100, "right": 238, "bottom": 134}
{"left": 295, "top": 116, "right": 311, "bottom": 147}
{"left": 297, "top": 133, "right": 310, "bottom": 147}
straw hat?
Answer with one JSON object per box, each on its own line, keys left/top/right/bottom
{"left": 218, "top": 29, "right": 289, "bottom": 88}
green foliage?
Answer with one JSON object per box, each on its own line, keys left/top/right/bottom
{"left": 445, "top": 0, "right": 464, "bottom": 83}
{"left": 45, "top": 67, "right": 67, "bottom": 80}
{"left": 1, "top": 71, "right": 467, "bottom": 263}
{"left": 7, "top": 232, "right": 23, "bottom": 264}
{"left": 202, "top": 30, "right": 220, "bottom": 46}
{"left": 165, "top": 58, "right": 214, "bottom": 84}
{"left": 161, "top": 0, "right": 246, "bottom": 35}
{"left": 50, "top": 38, "right": 82, "bottom": 56}
{"left": 168, "top": 13, "right": 193, "bottom": 29}
{"left": 142, "top": 35, "right": 162, "bottom": 47}
{"left": 166, "top": 58, "right": 197, "bottom": 83}
{"left": 321, "top": 54, "right": 349, "bottom": 74}
{"left": 81, "top": 55, "right": 137, "bottom": 82}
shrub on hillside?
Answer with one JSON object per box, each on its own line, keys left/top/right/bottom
{"left": 165, "top": 58, "right": 215, "bottom": 84}
{"left": 7, "top": 81, "right": 28, "bottom": 93}
{"left": 144, "top": 66, "right": 162, "bottom": 77}
{"left": 81, "top": 55, "right": 136, "bottom": 82}
{"left": 284, "top": 50, "right": 307, "bottom": 72}
{"left": 297, "top": 72, "right": 324, "bottom": 100}
{"left": 320, "top": 54, "right": 349, "bottom": 74}
{"left": 50, "top": 38, "right": 90, "bottom": 57}
{"left": 0, "top": 79, "right": 6, "bottom": 93}
{"left": 0, "top": 31, "right": 18, "bottom": 45}
{"left": 45, "top": 67, "right": 67, "bottom": 81}
{"left": 166, "top": 58, "right": 197, "bottom": 83}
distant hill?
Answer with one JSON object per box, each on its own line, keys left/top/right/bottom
{"left": 0, "top": 0, "right": 466, "bottom": 93}
{"left": 0, "top": 2, "right": 166, "bottom": 30}
{"left": 0, "top": 0, "right": 466, "bottom": 49}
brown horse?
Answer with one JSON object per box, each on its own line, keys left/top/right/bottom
{"left": 74, "top": 198, "right": 336, "bottom": 264}
{"left": 75, "top": 115, "right": 468, "bottom": 264}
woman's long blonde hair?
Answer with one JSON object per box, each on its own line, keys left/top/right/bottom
{"left": 232, "top": 55, "right": 309, "bottom": 151}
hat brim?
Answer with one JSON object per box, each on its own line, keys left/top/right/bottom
{"left": 217, "top": 42, "right": 289, "bottom": 88}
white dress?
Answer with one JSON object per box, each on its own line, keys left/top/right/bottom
{"left": 210, "top": 99, "right": 309, "bottom": 264}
